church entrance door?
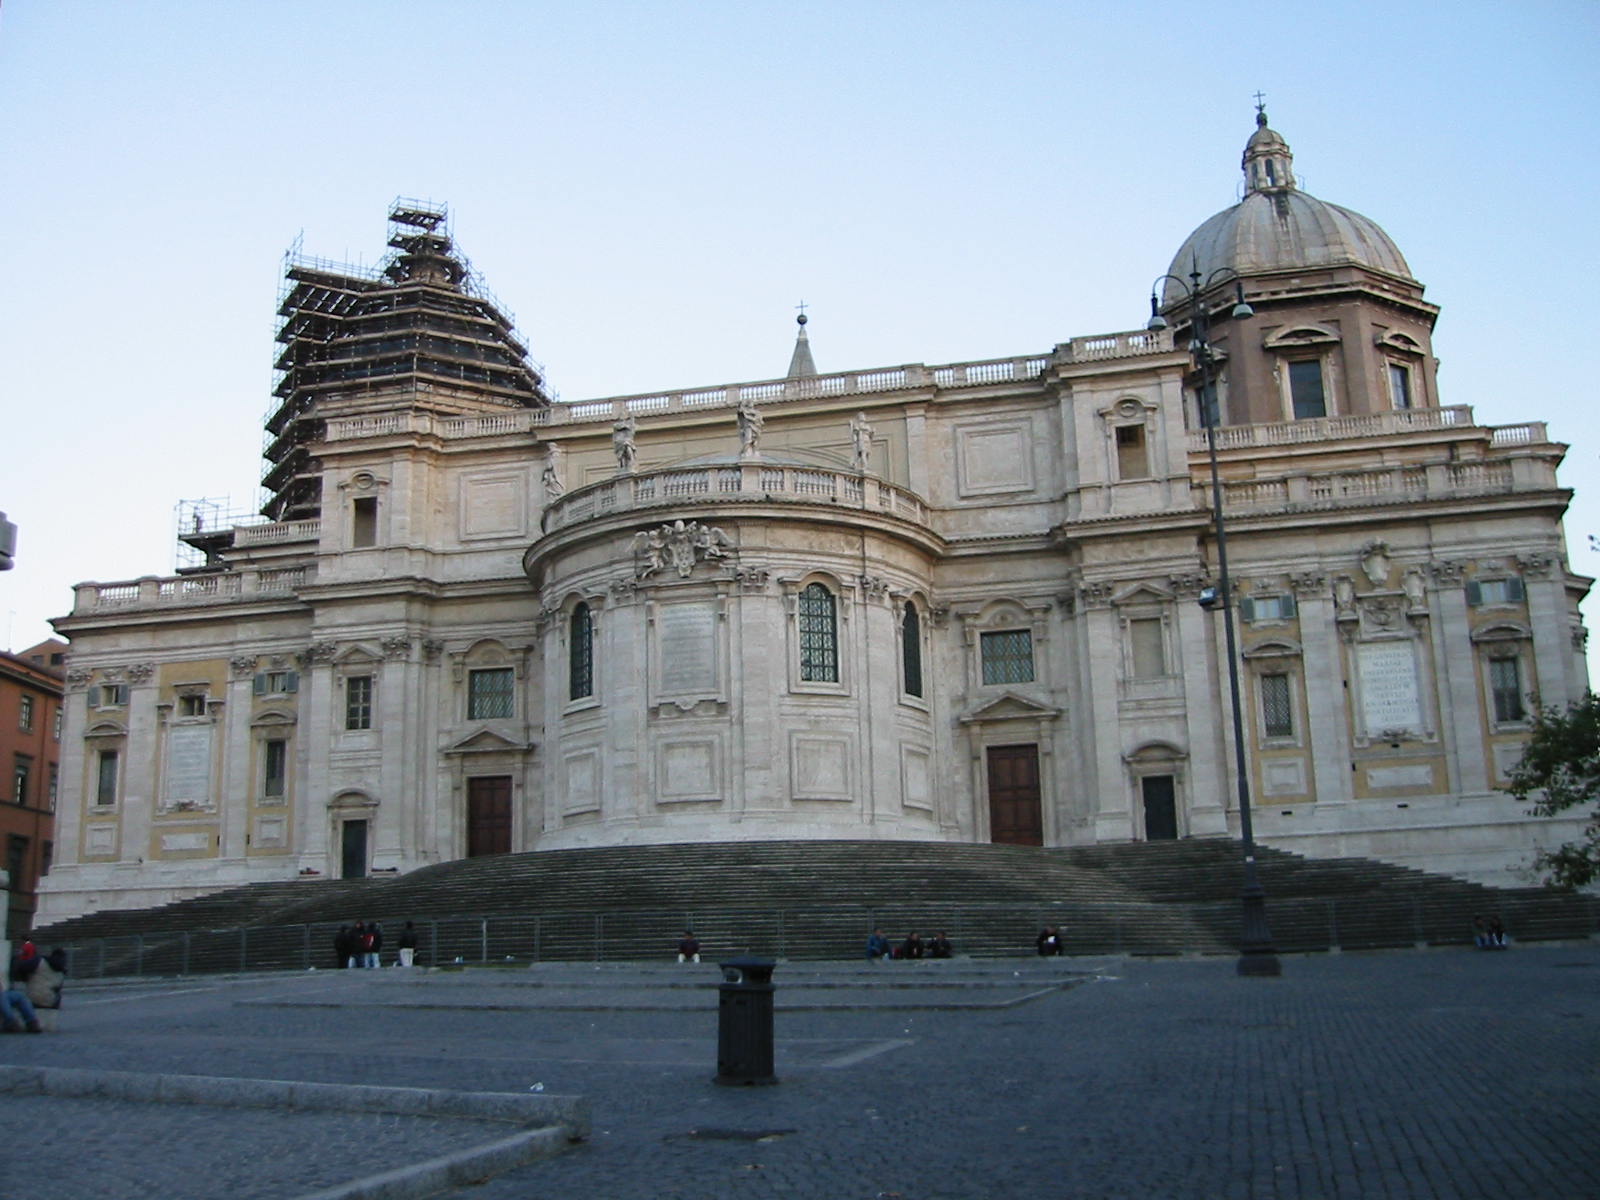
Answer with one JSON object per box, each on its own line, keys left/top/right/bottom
{"left": 1142, "top": 775, "right": 1178, "bottom": 840}
{"left": 340, "top": 819, "right": 368, "bottom": 879}
{"left": 467, "top": 776, "right": 513, "bottom": 857}
{"left": 987, "top": 744, "right": 1042, "bottom": 846}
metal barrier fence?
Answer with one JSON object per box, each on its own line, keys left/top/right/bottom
{"left": 47, "top": 892, "right": 1596, "bottom": 980}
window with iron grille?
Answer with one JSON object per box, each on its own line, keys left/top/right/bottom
{"left": 1261, "top": 673, "right": 1294, "bottom": 738}
{"left": 96, "top": 750, "right": 119, "bottom": 806}
{"left": 468, "top": 668, "right": 515, "bottom": 720}
{"left": 980, "top": 629, "right": 1034, "bottom": 685}
{"left": 902, "top": 605, "right": 923, "bottom": 698}
{"left": 798, "top": 584, "right": 838, "bottom": 683}
{"left": 1489, "top": 657, "right": 1525, "bottom": 724}
{"left": 570, "top": 604, "right": 594, "bottom": 700}
{"left": 263, "top": 739, "right": 288, "bottom": 799}
{"left": 345, "top": 675, "right": 373, "bottom": 730}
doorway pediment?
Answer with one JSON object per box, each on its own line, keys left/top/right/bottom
{"left": 959, "top": 692, "right": 1062, "bottom": 725}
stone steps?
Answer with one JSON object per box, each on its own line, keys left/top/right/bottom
{"left": 35, "top": 840, "right": 1597, "bottom": 971}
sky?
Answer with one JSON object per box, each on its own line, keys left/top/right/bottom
{"left": 2, "top": 1, "right": 1597, "bottom": 673}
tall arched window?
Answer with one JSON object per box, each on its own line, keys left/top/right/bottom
{"left": 798, "top": 583, "right": 838, "bottom": 682}
{"left": 569, "top": 603, "right": 594, "bottom": 700}
{"left": 902, "top": 604, "right": 923, "bottom": 698}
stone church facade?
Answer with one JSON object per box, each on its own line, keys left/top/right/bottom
{"left": 39, "top": 113, "right": 1590, "bottom": 922}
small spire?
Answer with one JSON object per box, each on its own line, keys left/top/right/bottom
{"left": 786, "top": 305, "right": 817, "bottom": 378}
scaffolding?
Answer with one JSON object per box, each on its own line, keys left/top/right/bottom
{"left": 261, "top": 199, "right": 551, "bottom": 522}
{"left": 174, "top": 497, "right": 266, "bottom": 573}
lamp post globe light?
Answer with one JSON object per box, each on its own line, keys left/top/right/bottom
{"left": 1148, "top": 264, "right": 1281, "bottom": 978}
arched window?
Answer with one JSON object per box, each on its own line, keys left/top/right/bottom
{"left": 569, "top": 603, "right": 594, "bottom": 700}
{"left": 798, "top": 583, "right": 838, "bottom": 682}
{"left": 902, "top": 604, "right": 923, "bottom": 698}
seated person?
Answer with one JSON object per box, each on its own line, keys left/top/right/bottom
{"left": 676, "top": 931, "right": 701, "bottom": 963}
{"left": 928, "top": 931, "right": 953, "bottom": 959}
{"left": 865, "top": 929, "right": 893, "bottom": 961}
{"left": 3, "top": 942, "right": 43, "bottom": 1033}
{"left": 900, "top": 931, "right": 925, "bottom": 960}
{"left": 1036, "top": 925, "right": 1063, "bottom": 956}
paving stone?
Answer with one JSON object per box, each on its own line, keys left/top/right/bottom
{"left": 0, "top": 946, "right": 1595, "bottom": 1198}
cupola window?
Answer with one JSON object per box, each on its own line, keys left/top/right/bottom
{"left": 1288, "top": 361, "right": 1327, "bottom": 419}
{"left": 1388, "top": 363, "right": 1413, "bottom": 410}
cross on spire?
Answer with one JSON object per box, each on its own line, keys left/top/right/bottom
{"left": 1253, "top": 91, "right": 1268, "bottom": 122}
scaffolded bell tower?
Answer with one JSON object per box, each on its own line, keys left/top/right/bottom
{"left": 262, "top": 200, "right": 550, "bottom": 522}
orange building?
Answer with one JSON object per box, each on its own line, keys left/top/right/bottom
{"left": 1, "top": 639, "right": 65, "bottom": 937}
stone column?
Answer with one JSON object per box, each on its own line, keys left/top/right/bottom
{"left": 220, "top": 661, "right": 256, "bottom": 860}
{"left": 1432, "top": 565, "right": 1488, "bottom": 795}
{"left": 1298, "top": 584, "right": 1354, "bottom": 805}
{"left": 298, "top": 643, "right": 337, "bottom": 870}
{"left": 120, "top": 664, "right": 160, "bottom": 864}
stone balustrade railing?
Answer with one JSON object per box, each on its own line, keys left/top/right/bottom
{"left": 1199, "top": 459, "right": 1523, "bottom": 514}
{"left": 543, "top": 463, "right": 930, "bottom": 534}
{"left": 71, "top": 565, "right": 316, "bottom": 615}
{"left": 232, "top": 519, "right": 320, "bottom": 547}
{"left": 1188, "top": 406, "right": 1478, "bottom": 453}
{"left": 320, "top": 333, "right": 1174, "bottom": 444}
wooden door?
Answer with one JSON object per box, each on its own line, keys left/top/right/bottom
{"left": 987, "top": 744, "right": 1043, "bottom": 846}
{"left": 467, "top": 776, "right": 513, "bottom": 857}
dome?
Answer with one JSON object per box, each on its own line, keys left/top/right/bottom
{"left": 1161, "top": 110, "right": 1412, "bottom": 308}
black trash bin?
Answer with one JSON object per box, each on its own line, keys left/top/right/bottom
{"left": 715, "top": 956, "right": 777, "bottom": 1086}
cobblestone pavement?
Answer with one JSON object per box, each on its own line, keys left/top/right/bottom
{"left": 0, "top": 945, "right": 1595, "bottom": 1199}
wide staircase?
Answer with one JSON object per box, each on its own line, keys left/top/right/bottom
{"left": 32, "top": 839, "right": 1598, "bottom": 977}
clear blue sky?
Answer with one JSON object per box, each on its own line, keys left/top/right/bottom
{"left": 2, "top": 1, "right": 1597, "bottom": 674}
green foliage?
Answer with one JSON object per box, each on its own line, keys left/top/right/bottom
{"left": 1502, "top": 692, "right": 1600, "bottom": 889}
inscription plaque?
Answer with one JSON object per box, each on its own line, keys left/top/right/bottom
{"left": 1358, "top": 641, "right": 1422, "bottom": 733}
{"left": 657, "top": 604, "right": 716, "bottom": 696}
{"left": 165, "top": 725, "right": 213, "bottom": 805}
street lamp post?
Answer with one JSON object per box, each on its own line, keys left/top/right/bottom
{"left": 1148, "top": 265, "right": 1281, "bottom": 977}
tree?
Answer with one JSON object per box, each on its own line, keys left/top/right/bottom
{"left": 1502, "top": 691, "right": 1600, "bottom": 889}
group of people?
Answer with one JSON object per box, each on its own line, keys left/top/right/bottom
{"left": 1472, "top": 914, "right": 1509, "bottom": 950}
{"left": 865, "top": 929, "right": 953, "bottom": 961}
{"left": 334, "top": 920, "right": 419, "bottom": 968}
{"left": 2, "top": 939, "right": 62, "bottom": 1033}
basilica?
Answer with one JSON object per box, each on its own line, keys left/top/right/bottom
{"left": 39, "top": 111, "right": 1590, "bottom": 922}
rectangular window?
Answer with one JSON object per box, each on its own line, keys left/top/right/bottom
{"left": 254, "top": 669, "right": 298, "bottom": 695}
{"left": 1241, "top": 594, "right": 1296, "bottom": 623}
{"left": 54, "top": 708, "right": 61, "bottom": 740}
{"left": 12, "top": 758, "right": 30, "bottom": 806}
{"left": 1388, "top": 362, "right": 1413, "bottom": 410}
{"left": 352, "top": 496, "right": 378, "bottom": 548}
{"left": 980, "top": 630, "right": 1035, "bottom": 685}
{"left": 1469, "top": 578, "right": 1525, "bottom": 607}
{"left": 19, "top": 694, "right": 34, "bottom": 731}
{"left": 47, "top": 765, "right": 58, "bottom": 812}
{"left": 95, "top": 683, "right": 129, "bottom": 708}
{"left": 1115, "top": 424, "right": 1149, "bottom": 479}
{"left": 96, "top": 750, "right": 119, "bottom": 805}
{"left": 263, "top": 739, "right": 288, "bottom": 799}
{"left": 345, "top": 675, "right": 373, "bottom": 731}
{"left": 178, "top": 694, "right": 207, "bottom": 718}
{"left": 1261, "top": 673, "right": 1294, "bottom": 738}
{"left": 1288, "top": 360, "right": 1327, "bottom": 419}
{"left": 1490, "top": 658, "right": 1525, "bottom": 724}
{"left": 1130, "top": 618, "right": 1167, "bottom": 679}
{"left": 468, "top": 668, "right": 515, "bottom": 720}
